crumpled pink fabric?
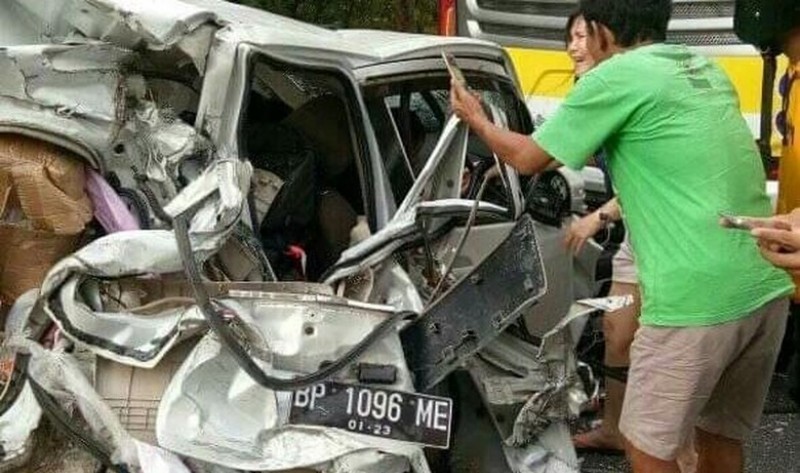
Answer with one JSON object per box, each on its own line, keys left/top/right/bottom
{"left": 85, "top": 168, "right": 140, "bottom": 232}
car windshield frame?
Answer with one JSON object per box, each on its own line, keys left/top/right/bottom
{"left": 362, "top": 70, "right": 530, "bottom": 220}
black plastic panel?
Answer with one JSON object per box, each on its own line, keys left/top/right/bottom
{"left": 401, "top": 214, "right": 546, "bottom": 391}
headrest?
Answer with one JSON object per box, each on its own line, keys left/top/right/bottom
{"left": 284, "top": 95, "right": 353, "bottom": 178}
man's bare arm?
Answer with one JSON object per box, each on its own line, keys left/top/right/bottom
{"left": 564, "top": 197, "right": 620, "bottom": 254}
{"left": 598, "top": 196, "right": 622, "bottom": 221}
{"left": 471, "top": 118, "right": 554, "bottom": 175}
{"left": 450, "top": 81, "right": 554, "bottom": 175}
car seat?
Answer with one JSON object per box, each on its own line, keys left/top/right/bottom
{"left": 282, "top": 94, "right": 360, "bottom": 276}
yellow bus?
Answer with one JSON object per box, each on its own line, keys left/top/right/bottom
{"left": 438, "top": 0, "right": 783, "bottom": 160}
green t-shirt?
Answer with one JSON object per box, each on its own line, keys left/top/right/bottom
{"left": 534, "top": 43, "right": 793, "bottom": 327}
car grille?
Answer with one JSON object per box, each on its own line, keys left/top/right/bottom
{"left": 474, "top": 0, "right": 734, "bottom": 20}
{"left": 479, "top": 22, "right": 742, "bottom": 46}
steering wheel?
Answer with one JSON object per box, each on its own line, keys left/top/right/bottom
{"left": 463, "top": 152, "right": 497, "bottom": 199}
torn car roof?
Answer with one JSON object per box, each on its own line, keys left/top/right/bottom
{"left": 0, "top": 0, "right": 218, "bottom": 50}
{"left": 185, "top": 0, "right": 506, "bottom": 67}
{"left": 0, "top": 0, "right": 506, "bottom": 72}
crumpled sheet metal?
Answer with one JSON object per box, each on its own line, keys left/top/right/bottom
{"left": 163, "top": 157, "right": 251, "bottom": 255}
{"left": 0, "top": 0, "right": 218, "bottom": 72}
{"left": 0, "top": 42, "right": 211, "bottom": 202}
{"left": 0, "top": 45, "right": 134, "bottom": 123}
{"left": 539, "top": 296, "right": 634, "bottom": 354}
{"left": 40, "top": 158, "right": 251, "bottom": 367}
{"left": 468, "top": 299, "right": 594, "bottom": 457}
{"left": 326, "top": 450, "right": 423, "bottom": 473}
{"left": 475, "top": 334, "right": 549, "bottom": 406}
{"left": 509, "top": 377, "right": 584, "bottom": 448}
{"left": 0, "top": 293, "right": 42, "bottom": 470}
{"left": 48, "top": 273, "right": 207, "bottom": 369}
{"left": 0, "top": 383, "right": 40, "bottom": 468}
{"left": 157, "top": 296, "right": 428, "bottom": 473}
{"left": 11, "top": 338, "right": 191, "bottom": 473}
{"left": 0, "top": 42, "right": 127, "bottom": 191}
{"left": 505, "top": 307, "right": 593, "bottom": 449}
{"left": 130, "top": 101, "right": 211, "bottom": 188}
{"left": 503, "top": 424, "right": 579, "bottom": 473}
{"left": 3, "top": 290, "right": 41, "bottom": 338}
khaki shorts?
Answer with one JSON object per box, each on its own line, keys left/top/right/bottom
{"left": 612, "top": 233, "right": 638, "bottom": 284}
{"left": 619, "top": 297, "right": 789, "bottom": 461}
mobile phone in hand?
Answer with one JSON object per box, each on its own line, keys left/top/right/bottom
{"left": 442, "top": 51, "right": 468, "bottom": 89}
{"left": 719, "top": 212, "right": 753, "bottom": 230}
{"left": 718, "top": 212, "right": 792, "bottom": 231}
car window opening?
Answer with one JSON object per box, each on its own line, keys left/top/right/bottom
{"left": 364, "top": 73, "right": 527, "bottom": 213}
{"left": 240, "top": 57, "right": 367, "bottom": 282}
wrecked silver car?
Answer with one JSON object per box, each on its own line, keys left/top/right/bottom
{"left": 0, "top": 1, "right": 613, "bottom": 472}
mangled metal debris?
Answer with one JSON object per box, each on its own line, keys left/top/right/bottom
{"left": 0, "top": 0, "right": 612, "bottom": 472}
{"left": 0, "top": 292, "right": 42, "bottom": 471}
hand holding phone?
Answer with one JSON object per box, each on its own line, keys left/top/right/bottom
{"left": 719, "top": 213, "right": 755, "bottom": 230}
{"left": 442, "top": 51, "right": 468, "bottom": 89}
{"left": 718, "top": 212, "right": 792, "bottom": 231}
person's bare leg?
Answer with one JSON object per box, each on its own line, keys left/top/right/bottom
{"left": 695, "top": 428, "right": 743, "bottom": 473}
{"left": 602, "top": 283, "right": 640, "bottom": 441}
{"left": 676, "top": 432, "right": 698, "bottom": 473}
{"left": 626, "top": 439, "right": 681, "bottom": 473}
{"left": 574, "top": 282, "right": 640, "bottom": 451}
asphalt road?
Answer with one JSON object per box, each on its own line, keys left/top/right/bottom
{"left": 581, "top": 374, "right": 800, "bottom": 473}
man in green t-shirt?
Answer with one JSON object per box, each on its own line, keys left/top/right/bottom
{"left": 450, "top": 0, "right": 794, "bottom": 471}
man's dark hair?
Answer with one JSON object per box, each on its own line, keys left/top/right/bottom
{"left": 579, "top": 0, "right": 672, "bottom": 48}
